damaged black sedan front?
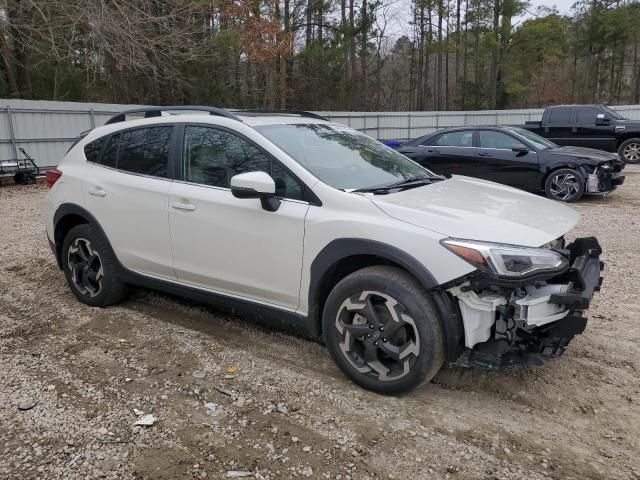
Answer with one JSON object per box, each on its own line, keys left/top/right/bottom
{"left": 394, "top": 126, "right": 625, "bottom": 202}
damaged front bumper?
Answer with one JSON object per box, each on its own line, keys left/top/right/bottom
{"left": 449, "top": 237, "right": 603, "bottom": 368}
{"left": 585, "top": 162, "right": 625, "bottom": 194}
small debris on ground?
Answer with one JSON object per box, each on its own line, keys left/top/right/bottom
{"left": 17, "top": 400, "right": 38, "bottom": 411}
{"left": 226, "top": 471, "right": 253, "bottom": 478}
{"left": 133, "top": 414, "right": 156, "bottom": 427}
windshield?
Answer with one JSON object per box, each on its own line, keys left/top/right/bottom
{"left": 602, "top": 106, "right": 626, "bottom": 120}
{"left": 255, "top": 123, "right": 437, "bottom": 190}
{"left": 508, "top": 127, "right": 557, "bottom": 150}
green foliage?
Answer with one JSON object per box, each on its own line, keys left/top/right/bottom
{"left": 0, "top": 0, "right": 638, "bottom": 110}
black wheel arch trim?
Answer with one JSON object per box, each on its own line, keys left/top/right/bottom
{"left": 307, "top": 238, "right": 463, "bottom": 360}
{"left": 53, "top": 203, "right": 113, "bottom": 270}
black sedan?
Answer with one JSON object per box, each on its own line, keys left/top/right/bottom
{"left": 394, "top": 126, "right": 625, "bottom": 202}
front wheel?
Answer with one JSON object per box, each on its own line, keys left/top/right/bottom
{"left": 619, "top": 138, "right": 640, "bottom": 164}
{"left": 544, "top": 168, "right": 585, "bottom": 202}
{"left": 322, "top": 266, "right": 445, "bottom": 394}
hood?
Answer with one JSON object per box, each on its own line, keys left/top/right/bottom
{"left": 617, "top": 119, "right": 640, "bottom": 127}
{"left": 368, "top": 176, "right": 579, "bottom": 247}
{"left": 547, "top": 145, "right": 618, "bottom": 163}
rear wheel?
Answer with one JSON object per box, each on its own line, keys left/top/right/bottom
{"left": 62, "top": 224, "right": 128, "bottom": 307}
{"left": 619, "top": 138, "right": 640, "bottom": 164}
{"left": 544, "top": 168, "right": 585, "bottom": 202}
{"left": 322, "top": 266, "right": 445, "bottom": 394}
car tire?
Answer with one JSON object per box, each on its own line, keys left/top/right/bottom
{"left": 544, "top": 168, "right": 585, "bottom": 202}
{"left": 618, "top": 138, "right": 640, "bottom": 164}
{"left": 322, "top": 266, "right": 445, "bottom": 394}
{"left": 62, "top": 223, "right": 128, "bottom": 307}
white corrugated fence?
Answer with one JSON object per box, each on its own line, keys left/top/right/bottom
{"left": 1, "top": 99, "right": 639, "bottom": 168}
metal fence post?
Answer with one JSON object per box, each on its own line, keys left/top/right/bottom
{"left": 6, "top": 105, "right": 18, "bottom": 158}
{"left": 435, "top": 112, "right": 440, "bottom": 130}
{"left": 407, "top": 113, "right": 412, "bottom": 139}
{"left": 89, "top": 108, "right": 96, "bottom": 129}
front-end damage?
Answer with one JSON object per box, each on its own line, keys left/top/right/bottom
{"left": 446, "top": 237, "right": 603, "bottom": 368}
{"left": 579, "top": 161, "right": 625, "bottom": 195}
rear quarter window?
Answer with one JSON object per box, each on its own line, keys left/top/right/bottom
{"left": 84, "top": 137, "right": 106, "bottom": 163}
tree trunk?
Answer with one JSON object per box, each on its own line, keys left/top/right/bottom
{"left": 349, "top": 0, "right": 356, "bottom": 84}
{"left": 461, "top": 0, "right": 469, "bottom": 109}
{"left": 361, "top": 0, "right": 368, "bottom": 108}
{"left": 489, "top": 0, "right": 500, "bottom": 109}
{"left": 416, "top": 2, "right": 425, "bottom": 109}
{"left": 455, "top": 0, "right": 461, "bottom": 105}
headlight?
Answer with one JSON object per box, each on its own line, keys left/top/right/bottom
{"left": 441, "top": 238, "right": 569, "bottom": 278}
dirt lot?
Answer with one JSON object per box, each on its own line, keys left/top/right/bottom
{"left": 1, "top": 168, "right": 639, "bottom": 480}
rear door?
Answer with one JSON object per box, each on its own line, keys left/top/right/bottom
{"left": 84, "top": 125, "right": 176, "bottom": 280}
{"left": 401, "top": 130, "right": 477, "bottom": 177}
{"left": 574, "top": 106, "right": 617, "bottom": 151}
{"left": 542, "top": 107, "right": 575, "bottom": 146}
{"left": 475, "top": 129, "right": 539, "bottom": 191}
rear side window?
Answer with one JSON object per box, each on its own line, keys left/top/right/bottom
{"left": 547, "top": 108, "right": 573, "bottom": 126}
{"left": 84, "top": 137, "right": 105, "bottom": 163}
{"left": 117, "top": 127, "right": 173, "bottom": 178}
{"left": 434, "top": 130, "right": 474, "bottom": 147}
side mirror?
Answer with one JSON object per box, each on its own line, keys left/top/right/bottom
{"left": 230, "top": 171, "right": 281, "bottom": 212}
{"left": 512, "top": 145, "right": 529, "bottom": 153}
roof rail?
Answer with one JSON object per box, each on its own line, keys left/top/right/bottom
{"left": 236, "top": 109, "right": 329, "bottom": 121}
{"left": 104, "top": 106, "right": 243, "bottom": 125}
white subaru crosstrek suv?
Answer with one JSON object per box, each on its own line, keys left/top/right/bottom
{"left": 45, "top": 106, "right": 603, "bottom": 394}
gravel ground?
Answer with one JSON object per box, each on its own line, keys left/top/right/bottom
{"left": 0, "top": 168, "right": 639, "bottom": 480}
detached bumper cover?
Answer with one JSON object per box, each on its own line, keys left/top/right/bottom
{"left": 549, "top": 237, "right": 603, "bottom": 309}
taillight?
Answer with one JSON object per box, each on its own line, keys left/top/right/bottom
{"left": 45, "top": 169, "right": 63, "bottom": 189}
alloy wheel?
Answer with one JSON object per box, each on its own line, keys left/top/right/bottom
{"left": 67, "top": 238, "right": 104, "bottom": 297}
{"left": 549, "top": 173, "right": 581, "bottom": 201}
{"left": 623, "top": 142, "right": 640, "bottom": 162}
{"left": 334, "top": 291, "right": 420, "bottom": 382}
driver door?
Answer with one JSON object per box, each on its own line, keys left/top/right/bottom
{"left": 168, "top": 125, "right": 310, "bottom": 310}
{"left": 475, "top": 129, "right": 539, "bottom": 191}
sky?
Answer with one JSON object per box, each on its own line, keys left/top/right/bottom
{"left": 531, "top": 0, "right": 575, "bottom": 15}
{"left": 381, "top": 0, "right": 579, "bottom": 44}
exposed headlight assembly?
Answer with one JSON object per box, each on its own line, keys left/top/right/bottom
{"left": 441, "top": 238, "right": 569, "bottom": 278}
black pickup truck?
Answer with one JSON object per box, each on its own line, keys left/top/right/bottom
{"left": 522, "top": 105, "right": 640, "bottom": 163}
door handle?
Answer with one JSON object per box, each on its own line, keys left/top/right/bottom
{"left": 426, "top": 148, "right": 440, "bottom": 154}
{"left": 170, "top": 201, "right": 196, "bottom": 211}
{"left": 88, "top": 187, "right": 106, "bottom": 197}
{"left": 477, "top": 152, "right": 490, "bottom": 157}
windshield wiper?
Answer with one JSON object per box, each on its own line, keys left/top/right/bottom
{"left": 352, "top": 175, "right": 444, "bottom": 194}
